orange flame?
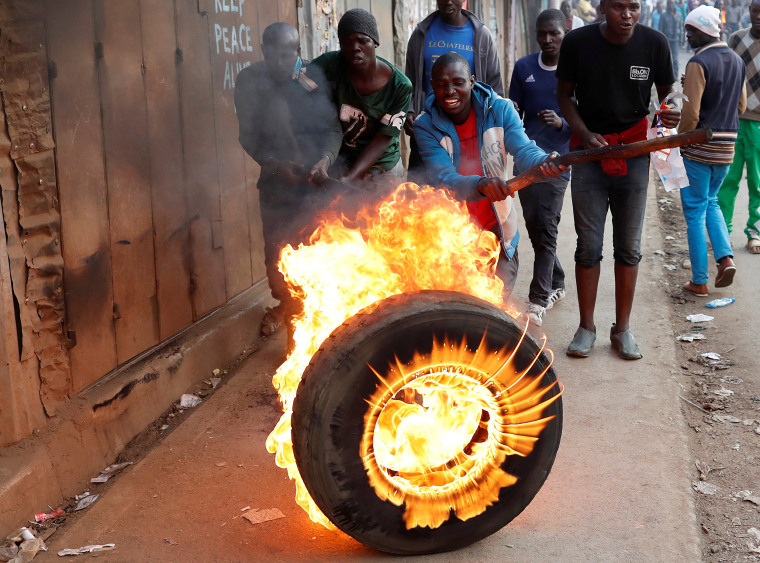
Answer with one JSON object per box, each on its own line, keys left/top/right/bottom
{"left": 265, "top": 183, "right": 556, "bottom": 529}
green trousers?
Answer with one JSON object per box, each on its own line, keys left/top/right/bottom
{"left": 718, "top": 118, "right": 760, "bottom": 240}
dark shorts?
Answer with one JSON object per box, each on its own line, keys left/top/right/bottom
{"left": 570, "top": 154, "right": 650, "bottom": 268}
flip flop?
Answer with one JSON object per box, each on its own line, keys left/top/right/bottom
{"left": 748, "top": 238, "right": 760, "bottom": 255}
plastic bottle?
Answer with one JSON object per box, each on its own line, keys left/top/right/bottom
{"left": 705, "top": 297, "right": 736, "bottom": 308}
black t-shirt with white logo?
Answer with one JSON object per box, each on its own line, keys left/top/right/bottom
{"left": 556, "top": 23, "right": 675, "bottom": 134}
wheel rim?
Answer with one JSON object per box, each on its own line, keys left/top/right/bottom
{"left": 361, "top": 331, "right": 561, "bottom": 530}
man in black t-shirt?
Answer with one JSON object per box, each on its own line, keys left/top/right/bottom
{"left": 556, "top": 0, "right": 680, "bottom": 360}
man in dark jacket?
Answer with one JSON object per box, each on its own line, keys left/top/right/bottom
{"left": 234, "top": 22, "right": 343, "bottom": 344}
{"left": 404, "top": 0, "right": 503, "bottom": 181}
{"left": 659, "top": 0, "right": 683, "bottom": 75}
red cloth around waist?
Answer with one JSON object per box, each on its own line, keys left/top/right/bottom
{"left": 570, "top": 116, "right": 649, "bottom": 176}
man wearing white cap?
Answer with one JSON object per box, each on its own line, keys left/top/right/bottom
{"left": 718, "top": 0, "right": 760, "bottom": 255}
{"left": 678, "top": 6, "right": 747, "bottom": 297}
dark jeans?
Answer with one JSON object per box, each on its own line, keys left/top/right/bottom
{"left": 259, "top": 182, "right": 333, "bottom": 319}
{"left": 406, "top": 135, "right": 429, "bottom": 186}
{"left": 668, "top": 40, "right": 679, "bottom": 77}
{"left": 518, "top": 180, "right": 567, "bottom": 307}
{"left": 571, "top": 155, "right": 650, "bottom": 268}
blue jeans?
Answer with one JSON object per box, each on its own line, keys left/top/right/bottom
{"left": 681, "top": 158, "right": 733, "bottom": 284}
{"left": 571, "top": 155, "right": 650, "bottom": 268}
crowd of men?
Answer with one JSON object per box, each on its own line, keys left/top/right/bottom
{"left": 234, "top": 0, "right": 760, "bottom": 361}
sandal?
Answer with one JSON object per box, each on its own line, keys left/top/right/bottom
{"left": 748, "top": 238, "right": 760, "bottom": 255}
{"left": 610, "top": 324, "right": 643, "bottom": 360}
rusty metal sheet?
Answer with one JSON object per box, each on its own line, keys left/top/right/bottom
{"left": 176, "top": 0, "right": 227, "bottom": 318}
{"left": 46, "top": 0, "right": 118, "bottom": 392}
{"left": 94, "top": 0, "right": 159, "bottom": 363}
{"left": 0, "top": 2, "right": 71, "bottom": 413}
{"left": 139, "top": 0, "right": 194, "bottom": 340}
{"left": 208, "top": 0, "right": 254, "bottom": 298}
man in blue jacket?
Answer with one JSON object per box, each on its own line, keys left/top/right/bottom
{"left": 414, "top": 52, "right": 564, "bottom": 298}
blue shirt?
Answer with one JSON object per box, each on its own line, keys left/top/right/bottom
{"left": 423, "top": 17, "right": 475, "bottom": 96}
{"left": 508, "top": 52, "right": 570, "bottom": 178}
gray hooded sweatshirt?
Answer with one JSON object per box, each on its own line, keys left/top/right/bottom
{"left": 405, "top": 9, "right": 505, "bottom": 117}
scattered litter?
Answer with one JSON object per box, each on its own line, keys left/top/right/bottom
{"left": 706, "top": 297, "right": 735, "bottom": 308}
{"left": 733, "top": 443, "right": 741, "bottom": 450}
{"left": 687, "top": 313, "right": 714, "bottom": 323}
{"left": 240, "top": 506, "right": 251, "bottom": 512}
{"left": 180, "top": 394, "right": 202, "bottom": 408}
{"left": 74, "top": 492, "right": 90, "bottom": 501}
{"left": 679, "top": 395, "right": 709, "bottom": 413}
{"left": 748, "top": 528, "right": 760, "bottom": 554}
{"left": 210, "top": 377, "right": 222, "bottom": 389}
{"left": 241, "top": 508, "right": 286, "bottom": 525}
{"left": 681, "top": 258, "right": 691, "bottom": 269}
{"left": 695, "top": 459, "right": 713, "bottom": 480}
{"left": 34, "top": 508, "right": 64, "bottom": 522}
{"left": 163, "top": 538, "right": 178, "bottom": 546}
{"left": 74, "top": 494, "right": 99, "bottom": 511}
{"left": 693, "top": 481, "right": 719, "bottom": 495}
{"left": 1, "top": 528, "right": 48, "bottom": 563}
{"left": 665, "top": 235, "right": 675, "bottom": 240}
{"left": 733, "top": 491, "right": 760, "bottom": 506}
{"left": 677, "top": 333, "right": 706, "bottom": 342}
{"left": 57, "top": 544, "right": 115, "bottom": 556}
{"left": 91, "top": 462, "right": 133, "bottom": 483}
{"left": 160, "top": 424, "right": 169, "bottom": 431}
{"left": 694, "top": 352, "right": 734, "bottom": 368}
{"left": 721, "top": 376, "right": 744, "bottom": 384}
{"left": 663, "top": 264, "right": 677, "bottom": 270}
{"left": 215, "top": 462, "right": 227, "bottom": 467}
{"left": 0, "top": 545, "right": 18, "bottom": 561}
{"left": 713, "top": 414, "right": 741, "bottom": 424}
{"left": 654, "top": 249, "right": 666, "bottom": 256}
{"left": 212, "top": 368, "right": 222, "bottom": 376}
{"left": 713, "top": 388, "right": 735, "bottom": 398}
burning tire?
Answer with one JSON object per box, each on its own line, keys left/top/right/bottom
{"left": 292, "top": 290, "right": 562, "bottom": 555}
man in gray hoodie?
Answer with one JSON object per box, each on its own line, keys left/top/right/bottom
{"left": 404, "top": 0, "right": 504, "bottom": 182}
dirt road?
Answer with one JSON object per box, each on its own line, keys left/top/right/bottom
{"left": 28, "top": 172, "right": 706, "bottom": 562}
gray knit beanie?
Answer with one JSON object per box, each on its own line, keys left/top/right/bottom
{"left": 338, "top": 8, "right": 380, "bottom": 46}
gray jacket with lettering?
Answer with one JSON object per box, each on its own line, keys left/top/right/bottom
{"left": 405, "top": 9, "right": 504, "bottom": 117}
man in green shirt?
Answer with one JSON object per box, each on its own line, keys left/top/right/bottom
{"left": 310, "top": 9, "right": 412, "bottom": 188}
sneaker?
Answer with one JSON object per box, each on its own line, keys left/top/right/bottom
{"left": 526, "top": 302, "right": 546, "bottom": 327}
{"left": 546, "top": 287, "right": 566, "bottom": 310}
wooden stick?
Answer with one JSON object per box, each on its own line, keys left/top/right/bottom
{"left": 506, "top": 128, "right": 712, "bottom": 193}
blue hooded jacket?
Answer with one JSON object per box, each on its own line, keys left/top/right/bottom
{"left": 413, "top": 82, "right": 548, "bottom": 259}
